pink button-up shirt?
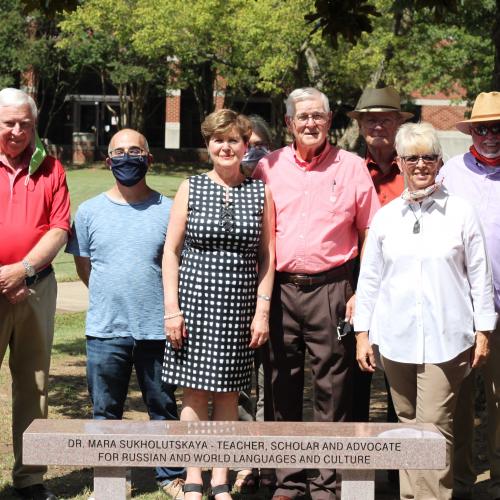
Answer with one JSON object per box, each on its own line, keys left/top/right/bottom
{"left": 253, "top": 143, "right": 380, "bottom": 274}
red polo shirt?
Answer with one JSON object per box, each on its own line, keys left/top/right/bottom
{"left": 0, "top": 155, "right": 70, "bottom": 265}
{"left": 366, "top": 154, "right": 404, "bottom": 206}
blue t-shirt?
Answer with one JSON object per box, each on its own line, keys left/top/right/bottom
{"left": 66, "top": 191, "right": 172, "bottom": 340}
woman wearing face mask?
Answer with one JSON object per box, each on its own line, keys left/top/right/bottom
{"left": 354, "top": 122, "right": 497, "bottom": 499}
{"left": 236, "top": 114, "right": 276, "bottom": 493}
{"left": 240, "top": 115, "right": 273, "bottom": 177}
{"left": 162, "top": 109, "right": 275, "bottom": 500}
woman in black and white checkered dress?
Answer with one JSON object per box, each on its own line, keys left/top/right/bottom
{"left": 162, "top": 109, "right": 275, "bottom": 500}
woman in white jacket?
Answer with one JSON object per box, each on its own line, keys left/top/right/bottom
{"left": 354, "top": 122, "right": 497, "bottom": 500}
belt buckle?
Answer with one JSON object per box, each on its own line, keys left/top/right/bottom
{"left": 292, "top": 274, "right": 310, "bottom": 287}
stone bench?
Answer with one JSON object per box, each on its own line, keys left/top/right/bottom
{"left": 23, "top": 419, "right": 445, "bottom": 500}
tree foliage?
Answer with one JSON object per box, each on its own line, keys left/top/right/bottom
{"left": 57, "top": 0, "right": 173, "bottom": 131}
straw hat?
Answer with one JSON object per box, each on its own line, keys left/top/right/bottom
{"left": 347, "top": 87, "right": 414, "bottom": 121}
{"left": 456, "top": 92, "right": 500, "bottom": 134}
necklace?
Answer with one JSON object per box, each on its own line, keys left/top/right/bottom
{"left": 409, "top": 205, "right": 422, "bottom": 234}
{"left": 219, "top": 186, "right": 235, "bottom": 232}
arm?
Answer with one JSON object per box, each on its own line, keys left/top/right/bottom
{"left": 249, "top": 186, "right": 276, "bottom": 348}
{"left": 345, "top": 227, "right": 369, "bottom": 322}
{"left": 463, "top": 206, "right": 497, "bottom": 368}
{"left": 353, "top": 218, "right": 384, "bottom": 372}
{"left": 74, "top": 256, "right": 91, "bottom": 287}
{"left": 162, "top": 180, "right": 189, "bottom": 350}
{"left": 0, "top": 227, "right": 68, "bottom": 293}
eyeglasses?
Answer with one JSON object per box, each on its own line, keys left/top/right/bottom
{"left": 471, "top": 124, "right": 500, "bottom": 136}
{"left": 109, "top": 146, "right": 147, "bottom": 158}
{"left": 401, "top": 154, "right": 440, "bottom": 166}
{"left": 294, "top": 112, "right": 329, "bottom": 125}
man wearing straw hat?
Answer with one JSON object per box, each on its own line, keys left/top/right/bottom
{"left": 347, "top": 86, "right": 413, "bottom": 208}
{"left": 438, "top": 91, "right": 500, "bottom": 500}
{"left": 347, "top": 87, "right": 413, "bottom": 428}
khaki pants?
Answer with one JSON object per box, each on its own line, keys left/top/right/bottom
{"left": 0, "top": 273, "right": 57, "bottom": 488}
{"left": 453, "top": 322, "right": 500, "bottom": 499}
{"left": 382, "top": 350, "right": 470, "bottom": 500}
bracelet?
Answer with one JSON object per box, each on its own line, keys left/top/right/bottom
{"left": 164, "top": 311, "right": 183, "bottom": 320}
{"left": 257, "top": 294, "right": 271, "bottom": 302}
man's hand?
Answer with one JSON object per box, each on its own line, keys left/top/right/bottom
{"left": 356, "top": 331, "right": 376, "bottom": 373}
{"left": 471, "top": 331, "right": 490, "bottom": 369}
{"left": 0, "top": 262, "right": 26, "bottom": 294}
{"left": 345, "top": 294, "right": 356, "bottom": 323}
{"left": 4, "top": 283, "right": 31, "bottom": 304}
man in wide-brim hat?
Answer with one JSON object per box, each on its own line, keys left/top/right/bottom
{"left": 347, "top": 87, "right": 413, "bottom": 487}
{"left": 438, "top": 91, "right": 500, "bottom": 500}
{"left": 348, "top": 86, "right": 413, "bottom": 207}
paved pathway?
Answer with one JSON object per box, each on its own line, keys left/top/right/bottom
{"left": 56, "top": 280, "right": 88, "bottom": 312}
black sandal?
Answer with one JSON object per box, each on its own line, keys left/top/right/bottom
{"left": 209, "top": 483, "right": 231, "bottom": 499}
{"left": 183, "top": 483, "right": 204, "bottom": 495}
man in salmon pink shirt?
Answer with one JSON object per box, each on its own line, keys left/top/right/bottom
{"left": 253, "top": 87, "right": 380, "bottom": 500}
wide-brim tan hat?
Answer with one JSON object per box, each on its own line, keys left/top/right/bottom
{"left": 456, "top": 92, "right": 500, "bottom": 134}
{"left": 347, "top": 86, "right": 414, "bottom": 121}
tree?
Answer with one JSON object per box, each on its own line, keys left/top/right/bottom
{"left": 58, "top": 0, "right": 174, "bottom": 131}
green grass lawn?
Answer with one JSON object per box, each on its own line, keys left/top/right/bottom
{"left": 54, "top": 166, "right": 203, "bottom": 281}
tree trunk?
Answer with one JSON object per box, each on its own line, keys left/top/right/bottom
{"left": 118, "top": 83, "right": 129, "bottom": 129}
{"left": 130, "top": 81, "right": 147, "bottom": 132}
{"left": 192, "top": 61, "right": 215, "bottom": 124}
{"left": 493, "top": 0, "right": 500, "bottom": 89}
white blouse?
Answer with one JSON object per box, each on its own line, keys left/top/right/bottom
{"left": 354, "top": 188, "right": 497, "bottom": 364}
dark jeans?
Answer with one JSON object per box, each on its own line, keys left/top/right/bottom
{"left": 86, "top": 336, "right": 185, "bottom": 484}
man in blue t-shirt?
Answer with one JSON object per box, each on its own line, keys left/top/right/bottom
{"left": 66, "top": 128, "right": 185, "bottom": 499}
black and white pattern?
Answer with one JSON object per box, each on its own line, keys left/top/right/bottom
{"left": 162, "top": 174, "right": 265, "bottom": 392}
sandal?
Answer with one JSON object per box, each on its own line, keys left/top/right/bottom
{"left": 209, "top": 483, "right": 232, "bottom": 500}
{"left": 183, "top": 483, "right": 204, "bottom": 499}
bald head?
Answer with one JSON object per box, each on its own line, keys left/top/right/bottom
{"left": 108, "top": 128, "right": 149, "bottom": 155}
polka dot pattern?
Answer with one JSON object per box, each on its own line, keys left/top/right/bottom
{"left": 162, "top": 174, "right": 265, "bottom": 392}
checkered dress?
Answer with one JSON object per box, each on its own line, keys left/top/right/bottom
{"left": 162, "top": 174, "right": 265, "bottom": 392}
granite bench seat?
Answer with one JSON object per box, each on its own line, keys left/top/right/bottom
{"left": 23, "top": 419, "right": 445, "bottom": 500}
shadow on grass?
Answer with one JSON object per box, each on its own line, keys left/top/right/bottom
{"left": 0, "top": 468, "right": 93, "bottom": 500}
{"left": 48, "top": 371, "right": 159, "bottom": 419}
{"left": 48, "top": 374, "right": 92, "bottom": 419}
{"left": 52, "top": 337, "right": 86, "bottom": 357}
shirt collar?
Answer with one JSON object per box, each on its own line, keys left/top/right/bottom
{"left": 292, "top": 141, "right": 331, "bottom": 170}
{"left": 365, "top": 152, "right": 399, "bottom": 174}
{"left": 401, "top": 186, "right": 448, "bottom": 214}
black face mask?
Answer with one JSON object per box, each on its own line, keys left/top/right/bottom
{"left": 110, "top": 154, "right": 148, "bottom": 187}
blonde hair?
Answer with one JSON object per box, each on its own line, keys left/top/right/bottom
{"left": 395, "top": 122, "right": 442, "bottom": 157}
{"left": 201, "top": 109, "right": 252, "bottom": 143}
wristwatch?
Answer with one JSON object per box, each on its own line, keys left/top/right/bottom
{"left": 22, "top": 259, "right": 36, "bottom": 278}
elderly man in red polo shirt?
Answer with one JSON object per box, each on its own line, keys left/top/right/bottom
{"left": 347, "top": 87, "right": 413, "bottom": 423}
{"left": 0, "top": 88, "right": 70, "bottom": 500}
{"left": 253, "top": 87, "right": 379, "bottom": 500}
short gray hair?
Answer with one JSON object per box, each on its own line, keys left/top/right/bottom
{"left": 395, "top": 122, "right": 442, "bottom": 157}
{"left": 0, "top": 88, "right": 38, "bottom": 120}
{"left": 285, "top": 87, "right": 330, "bottom": 117}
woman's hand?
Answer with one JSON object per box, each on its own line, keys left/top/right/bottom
{"left": 249, "top": 311, "right": 269, "bottom": 348}
{"left": 345, "top": 294, "right": 356, "bottom": 323}
{"left": 164, "top": 314, "right": 187, "bottom": 350}
{"left": 471, "top": 331, "right": 490, "bottom": 368}
{"left": 356, "top": 331, "right": 376, "bottom": 372}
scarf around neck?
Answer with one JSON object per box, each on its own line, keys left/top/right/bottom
{"left": 469, "top": 145, "right": 500, "bottom": 167}
{"left": 401, "top": 182, "right": 441, "bottom": 202}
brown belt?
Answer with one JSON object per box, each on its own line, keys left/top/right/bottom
{"left": 278, "top": 262, "right": 352, "bottom": 287}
